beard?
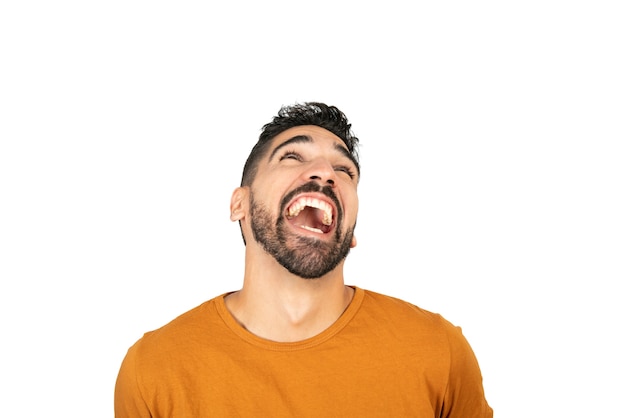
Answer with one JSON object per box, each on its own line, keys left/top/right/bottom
{"left": 249, "top": 184, "right": 355, "bottom": 279}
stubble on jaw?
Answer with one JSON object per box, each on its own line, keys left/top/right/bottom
{"left": 249, "top": 186, "right": 355, "bottom": 279}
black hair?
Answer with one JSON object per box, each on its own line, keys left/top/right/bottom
{"left": 240, "top": 102, "right": 360, "bottom": 186}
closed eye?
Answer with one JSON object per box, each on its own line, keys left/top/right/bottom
{"left": 279, "top": 150, "right": 303, "bottom": 161}
{"left": 335, "top": 165, "right": 357, "bottom": 179}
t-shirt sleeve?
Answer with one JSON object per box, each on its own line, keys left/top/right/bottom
{"left": 114, "top": 341, "right": 152, "bottom": 418}
{"left": 441, "top": 322, "right": 493, "bottom": 418}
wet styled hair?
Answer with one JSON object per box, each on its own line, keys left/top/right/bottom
{"left": 240, "top": 102, "right": 360, "bottom": 186}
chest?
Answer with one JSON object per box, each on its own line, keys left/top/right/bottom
{"left": 147, "top": 336, "right": 449, "bottom": 417}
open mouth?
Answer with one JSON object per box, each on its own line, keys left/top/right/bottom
{"left": 285, "top": 195, "right": 334, "bottom": 234}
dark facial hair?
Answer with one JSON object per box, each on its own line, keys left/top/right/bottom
{"left": 249, "top": 182, "right": 355, "bottom": 279}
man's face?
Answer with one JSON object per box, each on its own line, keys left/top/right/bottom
{"left": 248, "top": 125, "right": 359, "bottom": 279}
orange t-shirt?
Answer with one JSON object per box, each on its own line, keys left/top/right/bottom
{"left": 115, "top": 287, "right": 492, "bottom": 417}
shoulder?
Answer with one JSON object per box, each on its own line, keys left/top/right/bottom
{"left": 356, "top": 290, "right": 493, "bottom": 417}
{"left": 361, "top": 288, "right": 448, "bottom": 325}
{"left": 358, "top": 288, "right": 469, "bottom": 346}
{"left": 126, "top": 295, "right": 227, "bottom": 361}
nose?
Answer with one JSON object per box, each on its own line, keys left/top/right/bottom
{"left": 304, "top": 158, "right": 336, "bottom": 187}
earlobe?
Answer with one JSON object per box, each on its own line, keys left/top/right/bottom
{"left": 350, "top": 235, "right": 357, "bottom": 248}
{"left": 230, "top": 187, "right": 248, "bottom": 221}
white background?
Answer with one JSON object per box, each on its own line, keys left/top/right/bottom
{"left": 1, "top": 1, "right": 624, "bottom": 417}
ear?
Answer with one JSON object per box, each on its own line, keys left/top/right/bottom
{"left": 350, "top": 235, "right": 357, "bottom": 248}
{"left": 230, "top": 187, "right": 248, "bottom": 222}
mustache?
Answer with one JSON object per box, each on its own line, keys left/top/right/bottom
{"left": 280, "top": 181, "right": 342, "bottom": 216}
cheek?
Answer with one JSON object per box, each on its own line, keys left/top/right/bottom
{"left": 345, "top": 192, "right": 359, "bottom": 222}
{"left": 252, "top": 180, "right": 289, "bottom": 212}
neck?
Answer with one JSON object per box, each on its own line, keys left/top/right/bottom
{"left": 224, "top": 261, "right": 354, "bottom": 342}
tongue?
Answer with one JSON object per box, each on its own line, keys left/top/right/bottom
{"left": 295, "top": 207, "right": 328, "bottom": 232}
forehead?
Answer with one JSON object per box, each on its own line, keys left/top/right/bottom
{"left": 273, "top": 125, "right": 344, "bottom": 145}
{"left": 254, "top": 125, "right": 360, "bottom": 183}
{"left": 268, "top": 125, "right": 348, "bottom": 155}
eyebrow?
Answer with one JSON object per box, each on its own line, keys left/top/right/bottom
{"left": 268, "top": 134, "right": 357, "bottom": 169}
{"left": 268, "top": 135, "right": 312, "bottom": 161}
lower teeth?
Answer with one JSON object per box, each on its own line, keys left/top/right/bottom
{"left": 300, "top": 225, "right": 323, "bottom": 234}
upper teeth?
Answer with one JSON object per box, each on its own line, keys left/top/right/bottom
{"left": 287, "top": 197, "right": 333, "bottom": 225}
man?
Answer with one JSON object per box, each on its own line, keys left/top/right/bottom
{"left": 114, "top": 102, "right": 493, "bottom": 417}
